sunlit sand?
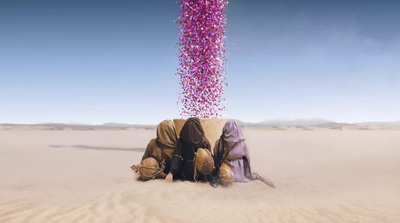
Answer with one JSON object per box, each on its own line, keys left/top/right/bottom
{"left": 1, "top": 125, "right": 399, "bottom": 222}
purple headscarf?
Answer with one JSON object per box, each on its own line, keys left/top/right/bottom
{"left": 222, "top": 120, "right": 245, "bottom": 150}
{"left": 214, "top": 120, "right": 255, "bottom": 182}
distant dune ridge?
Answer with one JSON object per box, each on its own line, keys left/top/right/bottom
{"left": 0, "top": 123, "right": 157, "bottom": 131}
{"left": 256, "top": 118, "right": 333, "bottom": 126}
{"left": 1, "top": 119, "right": 400, "bottom": 130}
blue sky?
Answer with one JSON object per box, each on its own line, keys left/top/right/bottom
{"left": 1, "top": 0, "right": 399, "bottom": 124}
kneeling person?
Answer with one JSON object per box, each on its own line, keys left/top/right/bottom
{"left": 168, "top": 118, "right": 213, "bottom": 181}
{"left": 132, "top": 120, "right": 178, "bottom": 180}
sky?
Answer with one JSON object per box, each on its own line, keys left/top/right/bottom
{"left": 1, "top": 0, "right": 399, "bottom": 124}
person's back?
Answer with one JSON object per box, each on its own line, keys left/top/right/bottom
{"left": 213, "top": 120, "right": 255, "bottom": 182}
{"left": 133, "top": 120, "right": 178, "bottom": 180}
{"left": 169, "top": 117, "right": 212, "bottom": 181}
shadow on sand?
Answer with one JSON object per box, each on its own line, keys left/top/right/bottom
{"left": 49, "top": 145, "right": 145, "bottom": 152}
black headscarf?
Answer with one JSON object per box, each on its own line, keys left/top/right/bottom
{"left": 179, "top": 117, "right": 205, "bottom": 148}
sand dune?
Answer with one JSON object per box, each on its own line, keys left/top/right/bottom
{"left": 1, "top": 128, "right": 399, "bottom": 222}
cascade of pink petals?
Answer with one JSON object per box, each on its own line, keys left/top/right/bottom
{"left": 176, "top": 0, "right": 228, "bottom": 118}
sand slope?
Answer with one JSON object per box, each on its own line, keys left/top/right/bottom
{"left": 0, "top": 128, "right": 399, "bottom": 222}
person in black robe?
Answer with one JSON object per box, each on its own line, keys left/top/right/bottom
{"left": 166, "top": 117, "right": 211, "bottom": 181}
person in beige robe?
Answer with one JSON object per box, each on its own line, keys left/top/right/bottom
{"left": 141, "top": 120, "right": 178, "bottom": 179}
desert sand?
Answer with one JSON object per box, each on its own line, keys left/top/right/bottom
{"left": 1, "top": 126, "right": 400, "bottom": 222}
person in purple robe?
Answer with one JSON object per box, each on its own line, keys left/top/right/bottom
{"left": 213, "top": 120, "right": 256, "bottom": 182}
{"left": 213, "top": 120, "right": 276, "bottom": 188}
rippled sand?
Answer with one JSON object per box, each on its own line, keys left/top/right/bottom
{"left": 1, "top": 128, "right": 399, "bottom": 222}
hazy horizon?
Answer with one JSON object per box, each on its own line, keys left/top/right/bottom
{"left": 1, "top": 0, "right": 399, "bottom": 124}
{"left": 2, "top": 117, "right": 400, "bottom": 126}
